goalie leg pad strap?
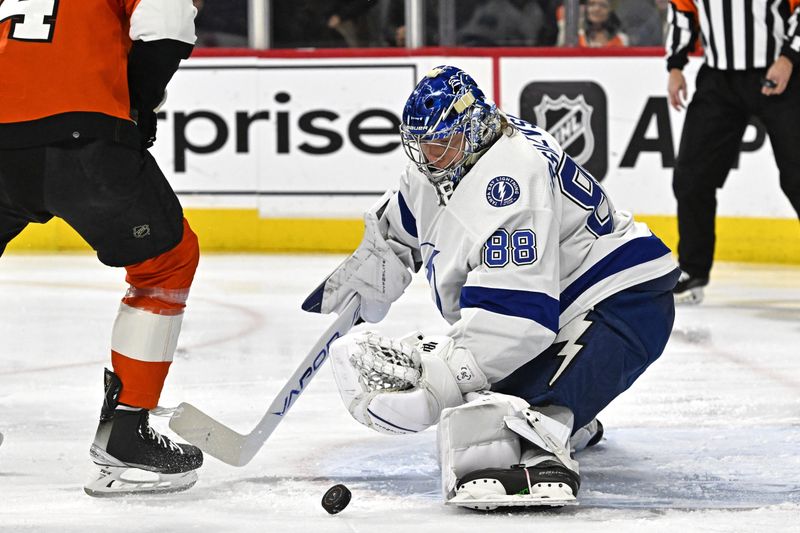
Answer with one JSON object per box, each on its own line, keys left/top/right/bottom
{"left": 505, "top": 406, "right": 579, "bottom": 474}
{"left": 437, "top": 392, "right": 530, "bottom": 499}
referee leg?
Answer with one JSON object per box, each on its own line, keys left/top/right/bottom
{"left": 673, "top": 67, "right": 749, "bottom": 279}
{"left": 757, "top": 71, "right": 800, "bottom": 218}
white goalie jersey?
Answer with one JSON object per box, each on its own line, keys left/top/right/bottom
{"left": 380, "top": 116, "right": 677, "bottom": 385}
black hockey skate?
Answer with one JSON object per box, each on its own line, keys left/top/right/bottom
{"left": 85, "top": 369, "right": 203, "bottom": 497}
{"left": 570, "top": 418, "right": 604, "bottom": 452}
{"left": 587, "top": 419, "right": 604, "bottom": 446}
{"left": 673, "top": 271, "right": 708, "bottom": 304}
{"left": 450, "top": 461, "right": 581, "bottom": 511}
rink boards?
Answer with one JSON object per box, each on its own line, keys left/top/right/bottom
{"left": 8, "top": 49, "right": 798, "bottom": 263}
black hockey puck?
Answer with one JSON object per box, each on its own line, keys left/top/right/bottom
{"left": 321, "top": 484, "right": 351, "bottom": 514}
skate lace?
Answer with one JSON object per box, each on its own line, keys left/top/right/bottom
{"left": 137, "top": 411, "right": 185, "bottom": 454}
{"left": 143, "top": 425, "right": 184, "bottom": 453}
{"left": 523, "top": 467, "right": 533, "bottom": 494}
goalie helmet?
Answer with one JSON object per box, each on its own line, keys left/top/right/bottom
{"left": 400, "top": 65, "right": 503, "bottom": 204}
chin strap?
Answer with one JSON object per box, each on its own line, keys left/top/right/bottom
{"left": 435, "top": 179, "right": 455, "bottom": 206}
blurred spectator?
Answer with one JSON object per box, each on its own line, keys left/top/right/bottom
{"left": 194, "top": 0, "right": 249, "bottom": 47}
{"left": 326, "top": 1, "right": 382, "bottom": 47}
{"left": 458, "top": 0, "right": 553, "bottom": 47}
{"left": 379, "top": 0, "right": 440, "bottom": 47}
{"left": 536, "top": 0, "right": 562, "bottom": 46}
{"left": 615, "top": 0, "right": 666, "bottom": 46}
{"left": 381, "top": 0, "right": 557, "bottom": 48}
{"left": 273, "top": 0, "right": 347, "bottom": 48}
{"left": 578, "top": 0, "right": 628, "bottom": 47}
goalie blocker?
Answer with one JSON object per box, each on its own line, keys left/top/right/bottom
{"left": 302, "top": 191, "right": 414, "bottom": 323}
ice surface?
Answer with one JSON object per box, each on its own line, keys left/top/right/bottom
{"left": 1, "top": 255, "right": 798, "bottom": 532}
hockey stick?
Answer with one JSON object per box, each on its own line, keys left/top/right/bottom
{"left": 168, "top": 294, "right": 361, "bottom": 467}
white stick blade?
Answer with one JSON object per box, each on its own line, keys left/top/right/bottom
{"left": 169, "top": 402, "right": 249, "bottom": 467}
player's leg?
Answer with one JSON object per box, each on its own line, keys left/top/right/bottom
{"left": 41, "top": 138, "right": 202, "bottom": 495}
{"left": 493, "top": 270, "right": 677, "bottom": 433}
{"left": 756, "top": 69, "right": 800, "bottom": 218}
{"left": 88, "top": 218, "right": 201, "bottom": 493}
{"left": 438, "top": 391, "right": 602, "bottom": 510}
{"left": 473, "top": 271, "right": 676, "bottom": 507}
{"left": 0, "top": 146, "right": 57, "bottom": 256}
{"left": 673, "top": 66, "right": 749, "bottom": 303}
{"left": 0, "top": 204, "right": 32, "bottom": 259}
{"left": 0, "top": 211, "right": 29, "bottom": 257}
{"left": 439, "top": 304, "right": 621, "bottom": 511}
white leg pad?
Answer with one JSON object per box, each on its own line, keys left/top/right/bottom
{"left": 111, "top": 303, "right": 183, "bottom": 362}
{"left": 437, "top": 391, "right": 530, "bottom": 499}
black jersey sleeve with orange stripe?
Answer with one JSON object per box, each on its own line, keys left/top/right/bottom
{"left": 781, "top": 0, "right": 800, "bottom": 64}
{"left": 665, "top": 0, "right": 699, "bottom": 71}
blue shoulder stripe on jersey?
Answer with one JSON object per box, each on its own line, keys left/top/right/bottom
{"left": 460, "top": 286, "right": 559, "bottom": 333}
{"left": 397, "top": 192, "right": 418, "bottom": 239}
{"left": 560, "top": 234, "right": 672, "bottom": 314}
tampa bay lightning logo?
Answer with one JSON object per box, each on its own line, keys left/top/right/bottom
{"left": 486, "top": 176, "right": 520, "bottom": 207}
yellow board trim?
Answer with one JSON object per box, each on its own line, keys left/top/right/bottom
{"left": 5, "top": 210, "right": 799, "bottom": 264}
{"left": 637, "top": 215, "right": 800, "bottom": 265}
{"left": 4, "top": 209, "right": 363, "bottom": 255}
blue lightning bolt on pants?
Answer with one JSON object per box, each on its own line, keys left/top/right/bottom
{"left": 493, "top": 269, "right": 679, "bottom": 432}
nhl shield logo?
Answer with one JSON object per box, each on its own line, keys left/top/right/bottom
{"left": 520, "top": 81, "right": 608, "bottom": 180}
{"left": 133, "top": 224, "right": 151, "bottom": 239}
{"left": 534, "top": 95, "right": 594, "bottom": 166}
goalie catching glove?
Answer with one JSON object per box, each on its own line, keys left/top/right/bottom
{"left": 329, "top": 331, "right": 489, "bottom": 434}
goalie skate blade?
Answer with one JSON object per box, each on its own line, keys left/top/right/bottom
{"left": 447, "top": 479, "right": 577, "bottom": 511}
{"left": 168, "top": 402, "right": 250, "bottom": 467}
{"left": 448, "top": 497, "right": 577, "bottom": 511}
{"left": 84, "top": 466, "right": 198, "bottom": 498}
